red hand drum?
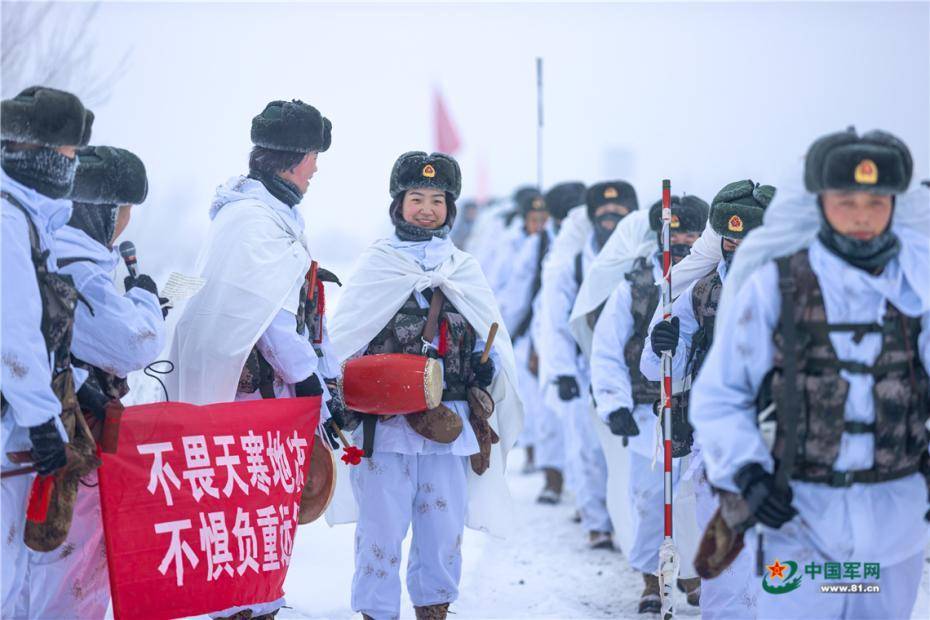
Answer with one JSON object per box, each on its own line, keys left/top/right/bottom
{"left": 342, "top": 353, "right": 443, "bottom": 415}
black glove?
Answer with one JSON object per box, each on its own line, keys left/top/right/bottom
{"left": 608, "top": 407, "right": 640, "bottom": 437}
{"left": 28, "top": 419, "right": 67, "bottom": 476}
{"left": 470, "top": 352, "right": 495, "bottom": 388}
{"left": 158, "top": 296, "right": 172, "bottom": 319}
{"left": 734, "top": 462, "right": 798, "bottom": 529}
{"left": 76, "top": 382, "right": 109, "bottom": 422}
{"left": 295, "top": 374, "right": 323, "bottom": 398}
{"left": 650, "top": 317, "right": 680, "bottom": 357}
{"left": 557, "top": 375, "right": 580, "bottom": 401}
{"left": 125, "top": 273, "right": 159, "bottom": 297}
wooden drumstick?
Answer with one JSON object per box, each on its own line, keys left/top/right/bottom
{"left": 328, "top": 421, "right": 351, "bottom": 449}
{"left": 480, "top": 322, "right": 499, "bottom": 364}
{"left": 307, "top": 260, "right": 319, "bottom": 302}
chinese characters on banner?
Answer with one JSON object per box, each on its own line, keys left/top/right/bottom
{"left": 98, "top": 397, "right": 321, "bottom": 620}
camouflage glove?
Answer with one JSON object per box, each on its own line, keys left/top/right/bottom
{"left": 608, "top": 407, "right": 640, "bottom": 437}
{"left": 650, "top": 317, "right": 680, "bottom": 357}
{"left": 556, "top": 375, "right": 580, "bottom": 401}
{"left": 470, "top": 352, "right": 495, "bottom": 388}
{"left": 734, "top": 462, "right": 797, "bottom": 529}
{"left": 28, "top": 419, "right": 67, "bottom": 476}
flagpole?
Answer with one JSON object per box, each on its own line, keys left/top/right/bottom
{"left": 536, "top": 57, "right": 544, "bottom": 191}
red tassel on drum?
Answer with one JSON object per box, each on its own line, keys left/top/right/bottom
{"left": 315, "top": 280, "right": 326, "bottom": 316}
{"left": 341, "top": 445, "right": 364, "bottom": 466}
{"left": 438, "top": 320, "right": 449, "bottom": 357}
{"left": 26, "top": 475, "right": 54, "bottom": 523}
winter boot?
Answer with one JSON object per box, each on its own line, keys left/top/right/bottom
{"left": 571, "top": 510, "right": 582, "bottom": 524}
{"left": 638, "top": 573, "right": 661, "bottom": 614}
{"left": 536, "top": 467, "right": 563, "bottom": 504}
{"left": 362, "top": 615, "right": 374, "bottom": 620}
{"left": 588, "top": 530, "right": 614, "bottom": 550}
{"left": 521, "top": 445, "right": 536, "bottom": 474}
{"left": 214, "top": 611, "right": 253, "bottom": 620}
{"left": 414, "top": 603, "right": 450, "bottom": 620}
{"left": 677, "top": 577, "right": 701, "bottom": 607}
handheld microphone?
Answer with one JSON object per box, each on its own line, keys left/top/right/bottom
{"left": 118, "top": 241, "right": 138, "bottom": 279}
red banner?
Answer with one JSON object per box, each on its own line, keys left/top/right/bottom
{"left": 98, "top": 397, "right": 321, "bottom": 620}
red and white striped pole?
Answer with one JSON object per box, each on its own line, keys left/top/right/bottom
{"left": 661, "top": 178, "right": 673, "bottom": 542}
{"left": 658, "top": 179, "right": 680, "bottom": 619}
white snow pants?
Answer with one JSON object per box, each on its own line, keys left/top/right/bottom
{"left": 693, "top": 464, "right": 759, "bottom": 619}
{"left": 534, "top": 387, "right": 564, "bottom": 472}
{"left": 14, "top": 475, "right": 110, "bottom": 619}
{"left": 351, "top": 452, "right": 469, "bottom": 620}
{"left": 560, "top": 397, "right": 611, "bottom": 533}
{"left": 626, "top": 450, "right": 684, "bottom": 573}
{"left": 2, "top": 472, "right": 32, "bottom": 618}
{"left": 513, "top": 337, "right": 540, "bottom": 448}
{"left": 752, "top": 525, "right": 924, "bottom": 620}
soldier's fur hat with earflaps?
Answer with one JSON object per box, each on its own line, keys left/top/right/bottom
{"left": 1, "top": 86, "right": 94, "bottom": 147}
{"left": 390, "top": 151, "right": 462, "bottom": 200}
{"left": 804, "top": 126, "right": 912, "bottom": 195}
{"left": 251, "top": 99, "right": 332, "bottom": 153}
{"left": 69, "top": 146, "right": 148, "bottom": 205}
{"left": 709, "top": 180, "right": 775, "bottom": 240}
{"left": 648, "top": 194, "right": 710, "bottom": 232}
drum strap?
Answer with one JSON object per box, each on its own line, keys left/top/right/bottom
{"left": 362, "top": 414, "right": 377, "bottom": 458}
{"left": 422, "top": 287, "right": 446, "bottom": 346}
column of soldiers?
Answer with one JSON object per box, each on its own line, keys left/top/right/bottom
{"left": 467, "top": 127, "right": 929, "bottom": 620}
{"left": 1, "top": 81, "right": 927, "bottom": 620}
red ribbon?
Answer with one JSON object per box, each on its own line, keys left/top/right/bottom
{"left": 315, "top": 280, "right": 325, "bottom": 316}
{"left": 26, "top": 475, "right": 55, "bottom": 523}
{"left": 438, "top": 320, "right": 449, "bottom": 357}
{"left": 341, "top": 445, "right": 364, "bottom": 466}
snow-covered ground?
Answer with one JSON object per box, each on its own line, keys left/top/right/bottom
{"left": 270, "top": 449, "right": 930, "bottom": 620}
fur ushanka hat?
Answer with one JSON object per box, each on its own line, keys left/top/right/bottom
{"left": 1, "top": 86, "right": 94, "bottom": 147}
{"left": 251, "top": 99, "right": 332, "bottom": 153}
{"left": 69, "top": 146, "right": 148, "bottom": 205}
{"left": 586, "top": 180, "right": 638, "bottom": 220}
{"left": 389, "top": 151, "right": 462, "bottom": 200}
{"left": 709, "top": 180, "right": 775, "bottom": 239}
{"left": 647, "top": 194, "right": 709, "bottom": 233}
{"left": 544, "top": 181, "right": 586, "bottom": 221}
{"left": 804, "top": 126, "right": 912, "bottom": 195}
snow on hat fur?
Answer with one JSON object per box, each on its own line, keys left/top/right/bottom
{"left": 804, "top": 126, "right": 912, "bottom": 195}
{"left": 390, "top": 151, "right": 462, "bottom": 200}
{"left": 251, "top": 99, "right": 331, "bottom": 153}
{"left": 544, "top": 181, "right": 586, "bottom": 220}
{"left": 586, "top": 180, "right": 638, "bottom": 219}
{"left": 69, "top": 146, "right": 148, "bottom": 205}
{"left": 709, "top": 180, "right": 775, "bottom": 239}
{"left": 1, "top": 86, "right": 93, "bottom": 147}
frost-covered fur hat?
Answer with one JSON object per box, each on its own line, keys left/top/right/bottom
{"left": 804, "top": 127, "right": 912, "bottom": 195}
{"left": 1, "top": 86, "right": 93, "bottom": 147}
{"left": 515, "top": 186, "right": 546, "bottom": 217}
{"left": 709, "top": 180, "right": 775, "bottom": 239}
{"left": 586, "top": 180, "right": 638, "bottom": 219}
{"left": 544, "top": 181, "right": 586, "bottom": 220}
{"left": 648, "top": 194, "right": 709, "bottom": 232}
{"left": 390, "top": 151, "right": 461, "bottom": 199}
{"left": 69, "top": 146, "right": 148, "bottom": 205}
{"left": 251, "top": 99, "right": 331, "bottom": 153}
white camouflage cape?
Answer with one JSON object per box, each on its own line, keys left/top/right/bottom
{"left": 165, "top": 177, "right": 310, "bottom": 405}
{"left": 568, "top": 209, "right": 655, "bottom": 358}
{"left": 325, "top": 238, "right": 524, "bottom": 538}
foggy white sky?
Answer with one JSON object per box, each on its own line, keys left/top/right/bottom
{"left": 5, "top": 1, "right": 929, "bottom": 283}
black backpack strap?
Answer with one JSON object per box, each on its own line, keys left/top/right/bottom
{"left": 2, "top": 191, "right": 44, "bottom": 266}
{"left": 574, "top": 251, "right": 584, "bottom": 288}
{"left": 57, "top": 256, "right": 97, "bottom": 268}
{"left": 512, "top": 232, "right": 551, "bottom": 341}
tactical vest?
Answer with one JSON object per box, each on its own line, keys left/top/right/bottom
{"left": 768, "top": 250, "right": 929, "bottom": 487}
{"left": 238, "top": 269, "right": 324, "bottom": 397}
{"left": 623, "top": 256, "right": 661, "bottom": 405}
{"left": 689, "top": 269, "right": 723, "bottom": 379}
{"left": 367, "top": 291, "right": 478, "bottom": 401}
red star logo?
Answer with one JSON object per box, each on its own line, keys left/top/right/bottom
{"left": 767, "top": 559, "right": 787, "bottom": 580}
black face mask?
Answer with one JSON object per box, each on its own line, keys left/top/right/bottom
{"left": 721, "top": 238, "right": 737, "bottom": 269}
{"left": 671, "top": 243, "right": 692, "bottom": 264}
{"left": 68, "top": 202, "right": 119, "bottom": 247}
{"left": 593, "top": 212, "right": 625, "bottom": 249}
{"left": 248, "top": 169, "right": 303, "bottom": 207}
{"left": 816, "top": 198, "right": 900, "bottom": 273}
{"left": 1, "top": 146, "right": 77, "bottom": 199}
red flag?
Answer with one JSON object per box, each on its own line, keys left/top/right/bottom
{"left": 98, "top": 397, "right": 321, "bottom": 619}
{"left": 433, "top": 89, "right": 461, "bottom": 154}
